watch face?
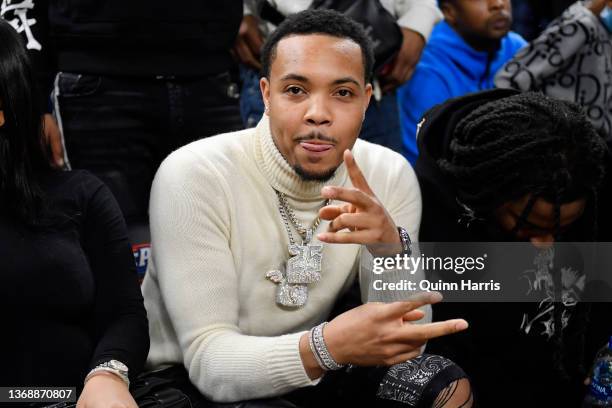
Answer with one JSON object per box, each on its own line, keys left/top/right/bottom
{"left": 109, "top": 360, "right": 128, "bottom": 372}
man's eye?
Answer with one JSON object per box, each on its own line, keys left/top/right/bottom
{"left": 287, "top": 86, "right": 303, "bottom": 95}
{"left": 336, "top": 89, "right": 353, "bottom": 97}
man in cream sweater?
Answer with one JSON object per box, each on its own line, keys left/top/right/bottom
{"left": 142, "top": 9, "right": 470, "bottom": 407}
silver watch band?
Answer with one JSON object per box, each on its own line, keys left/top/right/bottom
{"left": 85, "top": 360, "right": 130, "bottom": 387}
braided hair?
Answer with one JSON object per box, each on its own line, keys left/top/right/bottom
{"left": 438, "top": 91, "right": 607, "bottom": 379}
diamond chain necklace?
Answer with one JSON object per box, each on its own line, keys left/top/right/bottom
{"left": 275, "top": 190, "right": 329, "bottom": 245}
{"left": 265, "top": 190, "right": 331, "bottom": 308}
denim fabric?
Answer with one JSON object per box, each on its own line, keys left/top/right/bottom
{"left": 56, "top": 72, "right": 243, "bottom": 226}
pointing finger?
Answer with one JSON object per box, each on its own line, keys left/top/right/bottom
{"left": 400, "top": 319, "right": 469, "bottom": 343}
{"left": 344, "top": 149, "right": 374, "bottom": 195}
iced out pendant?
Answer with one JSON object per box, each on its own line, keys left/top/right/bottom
{"left": 286, "top": 230, "right": 322, "bottom": 284}
{"left": 265, "top": 269, "right": 308, "bottom": 307}
{"left": 266, "top": 231, "right": 322, "bottom": 308}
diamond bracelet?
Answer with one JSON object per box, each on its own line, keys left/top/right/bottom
{"left": 308, "top": 322, "right": 345, "bottom": 371}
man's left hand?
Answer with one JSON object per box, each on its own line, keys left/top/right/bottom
{"left": 379, "top": 28, "right": 425, "bottom": 94}
{"left": 318, "top": 149, "right": 400, "bottom": 248}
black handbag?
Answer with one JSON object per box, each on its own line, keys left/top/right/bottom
{"left": 130, "top": 373, "right": 192, "bottom": 408}
{"left": 260, "top": 0, "right": 403, "bottom": 76}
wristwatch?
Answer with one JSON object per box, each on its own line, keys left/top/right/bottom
{"left": 85, "top": 359, "right": 129, "bottom": 387}
{"left": 397, "top": 226, "right": 412, "bottom": 256}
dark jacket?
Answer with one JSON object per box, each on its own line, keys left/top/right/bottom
{"left": 0, "top": 0, "right": 243, "bottom": 102}
{"left": 414, "top": 89, "right": 612, "bottom": 406}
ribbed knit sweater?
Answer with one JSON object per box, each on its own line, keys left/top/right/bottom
{"left": 142, "top": 116, "right": 423, "bottom": 402}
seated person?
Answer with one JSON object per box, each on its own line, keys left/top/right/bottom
{"left": 397, "top": 0, "right": 526, "bottom": 164}
{"left": 143, "top": 10, "right": 471, "bottom": 407}
{"left": 414, "top": 89, "right": 612, "bottom": 406}
{"left": 0, "top": 19, "right": 149, "bottom": 407}
{"left": 496, "top": 0, "right": 612, "bottom": 145}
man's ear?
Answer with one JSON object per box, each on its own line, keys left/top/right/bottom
{"left": 260, "top": 77, "right": 271, "bottom": 115}
{"left": 363, "top": 83, "right": 373, "bottom": 119}
{"left": 0, "top": 110, "right": 4, "bottom": 127}
{"left": 441, "top": 3, "right": 456, "bottom": 26}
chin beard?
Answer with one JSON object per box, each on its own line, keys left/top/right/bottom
{"left": 293, "top": 164, "right": 337, "bottom": 182}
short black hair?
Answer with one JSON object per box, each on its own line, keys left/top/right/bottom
{"left": 261, "top": 9, "right": 375, "bottom": 82}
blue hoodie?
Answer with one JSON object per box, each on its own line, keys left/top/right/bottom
{"left": 397, "top": 21, "right": 526, "bottom": 164}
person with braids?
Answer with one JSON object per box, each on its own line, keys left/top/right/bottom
{"left": 414, "top": 89, "right": 612, "bottom": 406}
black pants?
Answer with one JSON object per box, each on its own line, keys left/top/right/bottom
{"left": 142, "top": 356, "right": 467, "bottom": 408}
{"left": 55, "top": 71, "right": 243, "bottom": 228}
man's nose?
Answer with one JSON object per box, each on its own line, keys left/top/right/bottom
{"left": 304, "top": 95, "right": 332, "bottom": 126}
{"left": 530, "top": 234, "right": 555, "bottom": 249}
{"left": 489, "top": 0, "right": 505, "bottom": 10}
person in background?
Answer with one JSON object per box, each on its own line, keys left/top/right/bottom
{"left": 496, "top": 0, "right": 612, "bottom": 146}
{"left": 511, "top": 0, "right": 575, "bottom": 40}
{"left": 235, "top": 0, "right": 443, "bottom": 153}
{"left": 397, "top": 0, "right": 526, "bottom": 164}
{"left": 414, "top": 89, "right": 612, "bottom": 406}
{"left": 0, "top": 19, "right": 149, "bottom": 407}
{"left": 0, "top": 0, "right": 244, "bottom": 251}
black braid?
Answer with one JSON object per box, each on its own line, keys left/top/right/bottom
{"left": 552, "top": 176, "right": 568, "bottom": 380}
{"left": 439, "top": 92, "right": 607, "bottom": 215}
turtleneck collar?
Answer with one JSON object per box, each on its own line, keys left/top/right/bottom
{"left": 253, "top": 115, "right": 348, "bottom": 201}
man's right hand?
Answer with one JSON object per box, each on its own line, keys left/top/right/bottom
{"left": 233, "top": 15, "right": 264, "bottom": 71}
{"left": 300, "top": 292, "right": 468, "bottom": 379}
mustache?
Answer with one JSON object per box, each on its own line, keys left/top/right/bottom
{"left": 294, "top": 132, "right": 338, "bottom": 144}
{"left": 490, "top": 11, "right": 511, "bottom": 21}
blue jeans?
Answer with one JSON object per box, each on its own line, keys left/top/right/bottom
{"left": 239, "top": 66, "right": 402, "bottom": 153}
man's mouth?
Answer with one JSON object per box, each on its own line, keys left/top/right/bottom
{"left": 299, "top": 141, "right": 334, "bottom": 153}
{"left": 490, "top": 14, "right": 510, "bottom": 30}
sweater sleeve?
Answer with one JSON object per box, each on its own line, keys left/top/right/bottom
{"left": 391, "top": 0, "right": 442, "bottom": 40}
{"left": 148, "top": 149, "right": 318, "bottom": 403}
{"left": 81, "top": 174, "right": 150, "bottom": 379}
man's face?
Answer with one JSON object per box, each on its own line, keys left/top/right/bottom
{"left": 495, "top": 195, "right": 586, "bottom": 245}
{"left": 443, "top": 0, "right": 512, "bottom": 42}
{"left": 260, "top": 34, "right": 372, "bottom": 181}
{"left": 588, "top": 0, "right": 612, "bottom": 14}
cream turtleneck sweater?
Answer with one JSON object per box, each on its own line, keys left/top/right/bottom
{"left": 142, "top": 117, "right": 423, "bottom": 402}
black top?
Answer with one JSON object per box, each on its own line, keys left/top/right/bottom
{"left": 1, "top": 0, "right": 243, "bottom": 107}
{"left": 0, "top": 170, "right": 149, "bottom": 387}
{"left": 414, "top": 89, "right": 612, "bottom": 406}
